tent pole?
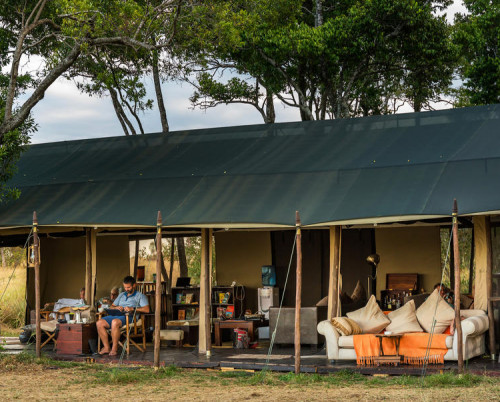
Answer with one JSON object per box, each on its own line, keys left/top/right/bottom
{"left": 485, "top": 216, "right": 496, "bottom": 360}
{"left": 133, "top": 239, "right": 139, "bottom": 279}
{"left": 294, "top": 211, "right": 302, "bottom": 375}
{"left": 33, "top": 211, "right": 41, "bottom": 358}
{"left": 90, "top": 229, "right": 97, "bottom": 307}
{"left": 85, "top": 228, "right": 92, "bottom": 304}
{"left": 154, "top": 211, "right": 162, "bottom": 369}
{"left": 327, "top": 226, "right": 341, "bottom": 320}
{"left": 199, "top": 228, "right": 212, "bottom": 355}
{"left": 452, "top": 200, "right": 464, "bottom": 373}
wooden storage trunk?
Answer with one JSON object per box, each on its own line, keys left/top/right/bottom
{"left": 56, "top": 323, "right": 97, "bottom": 355}
{"left": 385, "top": 273, "right": 419, "bottom": 291}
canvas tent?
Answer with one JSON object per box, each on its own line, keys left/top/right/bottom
{"left": 0, "top": 104, "right": 499, "bottom": 360}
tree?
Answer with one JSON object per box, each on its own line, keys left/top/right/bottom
{"left": 453, "top": 0, "right": 500, "bottom": 106}
{"left": 0, "top": 0, "right": 181, "bottom": 199}
{"left": 182, "top": 0, "right": 456, "bottom": 121}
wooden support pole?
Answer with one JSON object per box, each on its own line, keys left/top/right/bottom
{"left": 33, "top": 211, "right": 41, "bottom": 358}
{"left": 133, "top": 239, "right": 139, "bottom": 279}
{"left": 294, "top": 211, "right": 302, "bottom": 375}
{"left": 90, "top": 229, "right": 97, "bottom": 307}
{"left": 452, "top": 200, "right": 464, "bottom": 373}
{"left": 85, "top": 229, "right": 92, "bottom": 305}
{"left": 199, "top": 228, "right": 212, "bottom": 355}
{"left": 485, "top": 216, "right": 496, "bottom": 360}
{"left": 154, "top": 211, "right": 162, "bottom": 368}
{"left": 327, "top": 226, "right": 341, "bottom": 320}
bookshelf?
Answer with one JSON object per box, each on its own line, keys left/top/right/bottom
{"left": 137, "top": 281, "right": 170, "bottom": 329}
{"left": 171, "top": 286, "right": 200, "bottom": 320}
{"left": 212, "top": 285, "right": 245, "bottom": 320}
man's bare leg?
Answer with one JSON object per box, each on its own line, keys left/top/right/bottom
{"left": 109, "top": 319, "right": 122, "bottom": 356}
{"left": 96, "top": 319, "right": 111, "bottom": 354}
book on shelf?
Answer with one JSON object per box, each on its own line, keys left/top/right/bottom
{"left": 225, "top": 305, "right": 234, "bottom": 319}
{"left": 177, "top": 309, "right": 186, "bottom": 320}
{"left": 185, "top": 293, "right": 194, "bottom": 304}
{"left": 175, "top": 293, "right": 183, "bottom": 304}
{"left": 216, "top": 307, "right": 226, "bottom": 319}
{"left": 222, "top": 292, "right": 231, "bottom": 304}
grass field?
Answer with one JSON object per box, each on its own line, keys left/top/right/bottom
{"left": 0, "top": 265, "right": 26, "bottom": 334}
{"left": 0, "top": 353, "right": 499, "bottom": 401}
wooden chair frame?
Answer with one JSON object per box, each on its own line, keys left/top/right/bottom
{"left": 98, "top": 313, "right": 146, "bottom": 355}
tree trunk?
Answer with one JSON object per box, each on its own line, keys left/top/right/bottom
{"left": 152, "top": 50, "right": 169, "bottom": 132}
{"left": 176, "top": 237, "right": 188, "bottom": 277}
{"left": 265, "top": 89, "right": 276, "bottom": 124}
{"left": 168, "top": 238, "right": 175, "bottom": 293}
{"left": 315, "top": 0, "right": 323, "bottom": 27}
{"left": 1, "top": 248, "right": 5, "bottom": 269}
{"left": 133, "top": 240, "right": 139, "bottom": 279}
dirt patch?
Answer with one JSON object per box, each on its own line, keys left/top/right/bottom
{"left": 1, "top": 362, "right": 499, "bottom": 401}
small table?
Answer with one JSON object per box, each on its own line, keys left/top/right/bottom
{"left": 214, "top": 319, "right": 268, "bottom": 346}
{"left": 373, "top": 334, "right": 403, "bottom": 366}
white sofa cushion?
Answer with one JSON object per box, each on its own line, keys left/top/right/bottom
{"left": 346, "top": 295, "right": 390, "bottom": 334}
{"left": 386, "top": 300, "right": 423, "bottom": 334}
{"left": 416, "top": 289, "right": 455, "bottom": 333}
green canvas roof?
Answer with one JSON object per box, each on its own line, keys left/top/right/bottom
{"left": 0, "top": 104, "right": 499, "bottom": 228}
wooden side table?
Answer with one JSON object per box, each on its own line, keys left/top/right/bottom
{"left": 214, "top": 319, "right": 268, "bottom": 346}
{"left": 373, "top": 334, "right": 403, "bottom": 366}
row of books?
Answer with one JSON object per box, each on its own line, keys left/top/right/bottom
{"left": 175, "top": 293, "right": 195, "bottom": 304}
{"left": 177, "top": 307, "right": 198, "bottom": 320}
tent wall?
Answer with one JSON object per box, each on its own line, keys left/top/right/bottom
{"left": 375, "top": 226, "right": 442, "bottom": 298}
{"left": 27, "top": 236, "right": 129, "bottom": 307}
{"left": 214, "top": 231, "right": 272, "bottom": 312}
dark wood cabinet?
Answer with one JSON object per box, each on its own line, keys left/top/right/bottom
{"left": 56, "top": 323, "right": 97, "bottom": 355}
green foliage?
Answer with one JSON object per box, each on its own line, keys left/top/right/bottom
{"left": 182, "top": 0, "right": 456, "bottom": 120}
{"left": 440, "top": 228, "right": 473, "bottom": 293}
{"left": 453, "top": 0, "right": 500, "bottom": 106}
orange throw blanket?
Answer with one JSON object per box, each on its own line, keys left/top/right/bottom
{"left": 353, "top": 333, "right": 449, "bottom": 366}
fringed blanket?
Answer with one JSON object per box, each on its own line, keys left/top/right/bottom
{"left": 353, "top": 333, "right": 448, "bottom": 366}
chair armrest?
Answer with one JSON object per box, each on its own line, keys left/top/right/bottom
{"left": 461, "top": 315, "right": 489, "bottom": 337}
{"left": 317, "top": 320, "right": 340, "bottom": 360}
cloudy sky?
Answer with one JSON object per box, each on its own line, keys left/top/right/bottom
{"left": 23, "top": 1, "right": 467, "bottom": 144}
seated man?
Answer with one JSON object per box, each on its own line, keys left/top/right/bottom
{"left": 96, "top": 276, "right": 150, "bottom": 356}
{"left": 98, "top": 287, "right": 119, "bottom": 307}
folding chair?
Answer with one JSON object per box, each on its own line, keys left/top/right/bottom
{"left": 40, "top": 320, "right": 58, "bottom": 349}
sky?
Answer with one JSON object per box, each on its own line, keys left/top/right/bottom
{"left": 23, "top": 1, "right": 468, "bottom": 144}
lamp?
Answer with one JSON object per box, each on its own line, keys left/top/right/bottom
{"left": 366, "top": 253, "right": 380, "bottom": 296}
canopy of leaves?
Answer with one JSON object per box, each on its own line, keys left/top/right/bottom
{"left": 453, "top": 0, "right": 500, "bottom": 106}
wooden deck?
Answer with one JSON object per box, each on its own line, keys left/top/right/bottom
{"left": 6, "top": 339, "right": 499, "bottom": 376}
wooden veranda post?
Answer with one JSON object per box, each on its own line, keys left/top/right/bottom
{"left": 90, "top": 229, "right": 97, "bottom": 307}
{"left": 327, "top": 226, "right": 341, "bottom": 320}
{"left": 154, "top": 211, "right": 162, "bottom": 369}
{"left": 294, "top": 211, "right": 302, "bottom": 374}
{"left": 485, "top": 216, "right": 496, "bottom": 360}
{"left": 33, "top": 211, "right": 41, "bottom": 358}
{"left": 199, "top": 228, "right": 212, "bottom": 355}
{"left": 85, "top": 229, "right": 92, "bottom": 304}
{"left": 452, "top": 200, "right": 464, "bottom": 373}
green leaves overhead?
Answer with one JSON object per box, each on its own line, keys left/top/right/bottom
{"left": 454, "top": 0, "right": 500, "bottom": 106}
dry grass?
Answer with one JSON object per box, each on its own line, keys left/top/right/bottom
{"left": 0, "top": 265, "right": 26, "bottom": 330}
{"left": 0, "top": 353, "right": 499, "bottom": 401}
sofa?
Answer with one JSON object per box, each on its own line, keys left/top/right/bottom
{"left": 317, "top": 309, "right": 489, "bottom": 362}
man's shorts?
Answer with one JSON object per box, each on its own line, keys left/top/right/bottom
{"left": 101, "top": 315, "right": 127, "bottom": 327}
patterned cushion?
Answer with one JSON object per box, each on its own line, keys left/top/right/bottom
{"left": 331, "top": 317, "right": 353, "bottom": 336}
